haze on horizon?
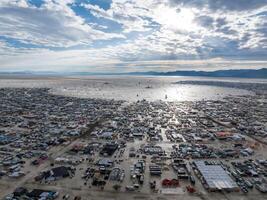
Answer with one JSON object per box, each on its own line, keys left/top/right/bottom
{"left": 0, "top": 0, "right": 267, "bottom": 73}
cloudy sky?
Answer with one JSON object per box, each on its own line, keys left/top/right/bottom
{"left": 0, "top": 0, "right": 267, "bottom": 72}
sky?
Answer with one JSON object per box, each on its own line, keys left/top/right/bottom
{"left": 0, "top": 0, "right": 267, "bottom": 72}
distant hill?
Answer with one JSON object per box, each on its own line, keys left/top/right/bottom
{"left": 127, "top": 68, "right": 267, "bottom": 78}
{"left": 0, "top": 68, "right": 266, "bottom": 78}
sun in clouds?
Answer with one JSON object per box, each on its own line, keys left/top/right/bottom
{"left": 154, "top": 5, "right": 198, "bottom": 32}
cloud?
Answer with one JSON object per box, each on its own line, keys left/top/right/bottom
{"left": 206, "top": 0, "right": 267, "bottom": 11}
{"left": 169, "top": 0, "right": 267, "bottom": 11}
{"left": 0, "top": 44, "right": 266, "bottom": 72}
{"left": 0, "top": 0, "right": 124, "bottom": 47}
{"left": 195, "top": 16, "right": 214, "bottom": 28}
{"left": 83, "top": 1, "right": 155, "bottom": 33}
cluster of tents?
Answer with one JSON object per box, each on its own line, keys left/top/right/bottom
{"left": 161, "top": 179, "right": 180, "bottom": 187}
{"left": 161, "top": 178, "right": 196, "bottom": 193}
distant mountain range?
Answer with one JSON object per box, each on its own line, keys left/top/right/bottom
{"left": 0, "top": 68, "right": 266, "bottom": 78}
{"left": 127, "top": 68, "right": 267, "bottom": 78}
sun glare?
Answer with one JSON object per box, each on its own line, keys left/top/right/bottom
{"left": 155, "top": 6, "right": 196, "bottom": 31}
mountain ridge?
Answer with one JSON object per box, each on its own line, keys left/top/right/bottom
{"left": 0, "top": 68, "right": 266, "bottom": 78}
